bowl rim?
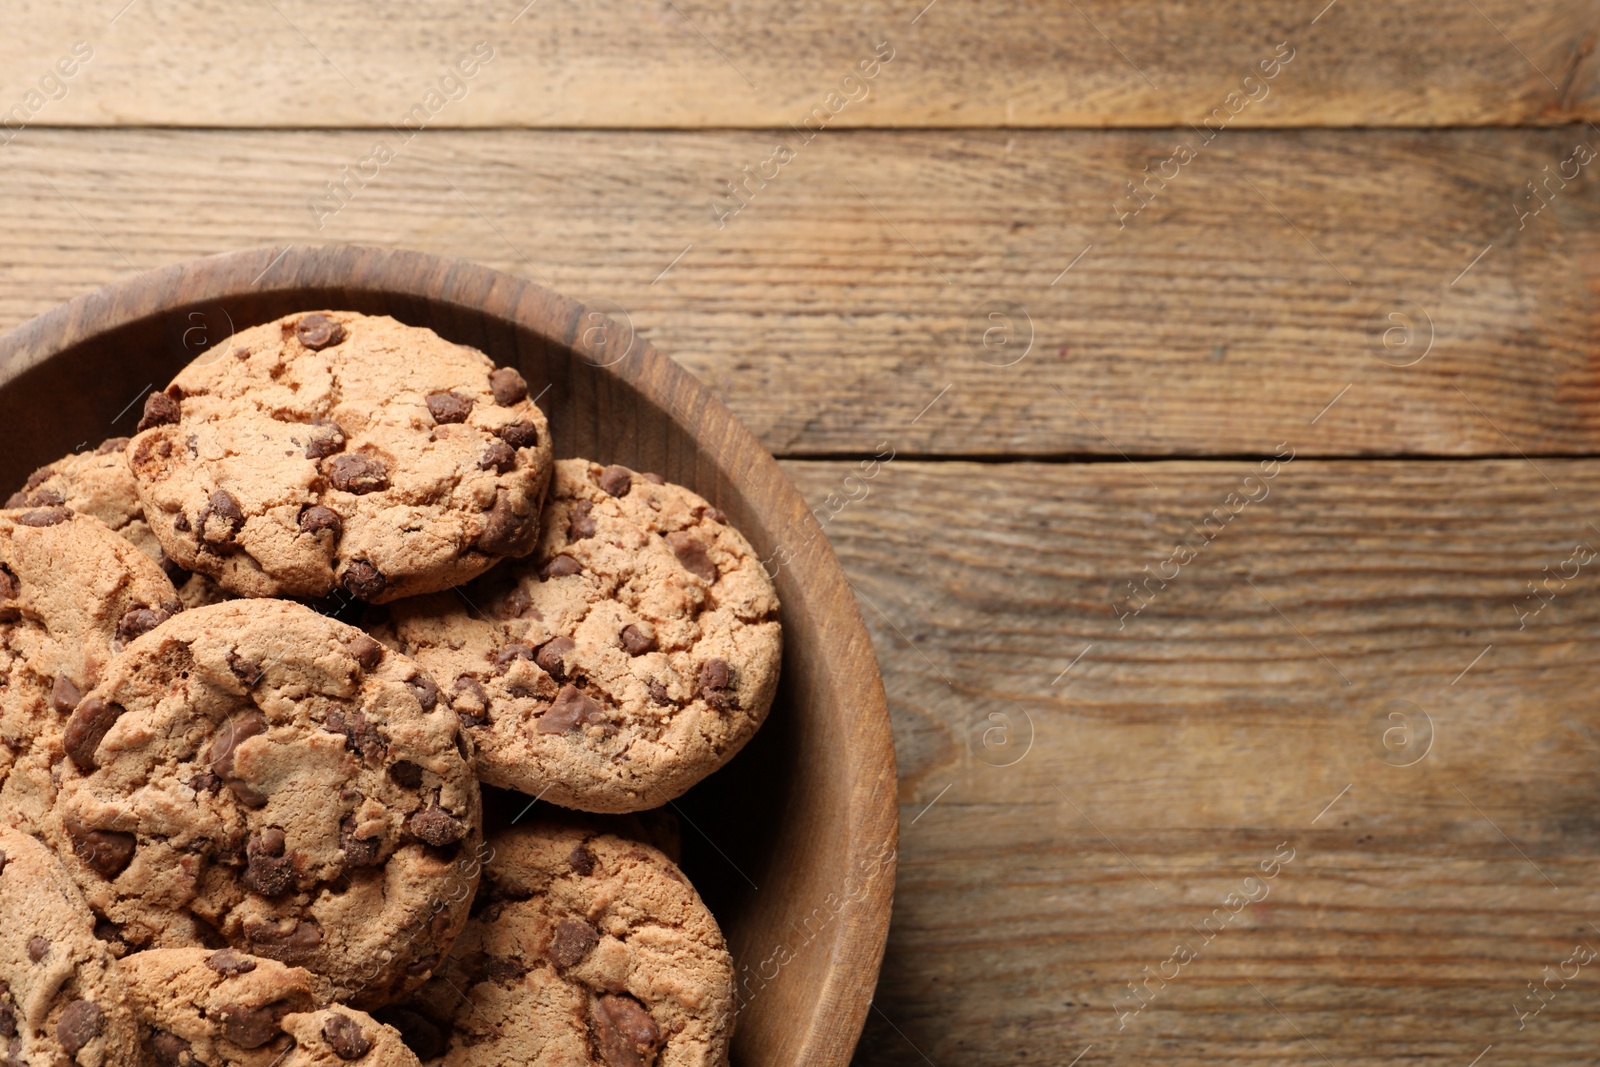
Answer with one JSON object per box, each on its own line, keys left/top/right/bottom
{"left": 0, "top": 243, "right": 899, "bottom": 1067}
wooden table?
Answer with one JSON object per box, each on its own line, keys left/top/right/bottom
{"left": 4, "top": 3, "right": 1599, "bottom": 1063}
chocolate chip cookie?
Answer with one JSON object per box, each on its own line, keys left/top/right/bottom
{"left": 121, "top": 948, "right": 323, "bottom": 1067}
{"left": 0, "top": 508, "right": 181, "bottom": 799}
{"left": 0, "top": 826, "right": 143, "bottom": 1067}
{"left": 128, "top": 311, "right": 554, "bottom": 603}
{"left": 42, "top": 600, "right": 483, "bottom": 1009}
{"left": 371, "top": 460, "right": 781, "bottom": 812}
{"left": 8, "top": 438, "right": 230, "bottom": 611}
{"left": 384, "top": 817, "right": 734, "bottom": 1067}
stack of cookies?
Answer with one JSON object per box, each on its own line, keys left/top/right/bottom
{"left": 0, "top": 311, "right": 781, "bottom": 1067}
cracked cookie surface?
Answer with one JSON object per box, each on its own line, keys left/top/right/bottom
{"left": 8, "top": 438, "right": 230, "bottom": 611}
{"left": 0, "top": 826, "right": 143, "bottom": 1067}
{"left": 39, "top": 600, "right": 483, "bottom": 1009}
{"left": 128, "top": 311, "right": 553, "bottom": 603}
{"left": 370, "top": 460, "right": 781, "bottom": 813}
{"left": 0, "top": 508, "right": 181, "bottom": 802}
{"left": 382, "top": 817, "right": 734, "bottom": 1067}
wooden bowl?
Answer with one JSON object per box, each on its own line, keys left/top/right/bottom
{"left": 0, "top": 245, "right": 898, "bottom": 1067}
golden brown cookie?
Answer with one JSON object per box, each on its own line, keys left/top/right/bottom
{"left": 380, "top": 818, "right": 734, "bottom": 1067}
{"left": 7, "top": 438, "right": 230, "bottom": 611}
{"left": 0, "top": 827, "right": 143, "bottom": 1067}
{"left": 121, "top": 948, "right": 323, "bottom": 1067}
{"left": 371, "top": 460, "right": 781, "bottom": 813}
{"left": 41, "top": 600, "right": 483, "bottom": 1009}
{"left": 280, "top": 1007, "right": 422, "bottom": 1067}
{"left": 128, "top": 311, "right": 554, "bottom": 603}
{"left": 0, "top": 508, "right": 181, "bottom": 801}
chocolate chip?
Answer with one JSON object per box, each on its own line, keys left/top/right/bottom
{"left": 205, "top": 949, "right": 258, "bottom": 976}
{"left": 567, "top": 500, "right": 597, "bottom": 540}
{"left": 226, "top": 651, "right": 263, "bottom": 687}
{"left": 208, "top": 709, "right": 268, "bottom": 779}
{"left": 589, "top": 993, "right": 661, "bottom": 1067}
{"left": 666, "top": 531, "right": 717, "bottom": 582}
{"left": 190, "top": 771, "right": 222, "bottom": 794}
{"left": 474, "top": 490, "right": 525, "bottom": 556}
{"left": 25, "top": 937, "right": 47, "bottom": 963}
{"left": 15, "top": 506, "right": 70, "bottom": 527}
{"left": 537, "top": 685, "right": 604, "bottom": 734}
{"left": 426, "top": 392, "right": 474, "bottom": 425}
{"left": 408, "top": 672, "right": 440, "bottom": 711}
{"left": 150, "top": 1030, "right": 195, "bottom": 1066}
{"left": 342, "top": 560, "right": 387, "bottom": 599}
{"left": 371, "top": 1008, "right": 446, "bottom": 1061}
{"left": 340, "top": 816, "right": 382, "bottom": 867}
{"left": 64, "top": 695, "right": 127, "bottom": 771}
{"left": 498, "top": 586, "right": 533, "bottom": 619}
{"left": 172, "top": 512, "right": 190, "bottom": 532}
{"left": 488, "top": 367, "right": 528, "bottom": 406}
{"left": 304, "top": 420, "right": 347, "bottom": 460}
{"left": 199, "top": 489, "right": 245, "bottom": 547}
{"left": 325, "top": 708, "right": 384, "bottom": 761}
{"left": 647, "top": 679, "right": 669, "bottom": 705}
{"left": 244, "top": 830, "right": 294, "bottom": 896}
{"left": 291, "top": 507, "right": 341, "bottom": 545}
{"left": 219, "top": 1004, "right": 281, "bottom": 1049}
{"left": 295, "top": 313, "right": 346, "bottom": 350}
{"left": 10, "top": 487, "right": 64, "bottom": 509}
{"left": 344, "top": 633, "right": 384, "bottom": 672}
{"left": 550, "top": 918, "right": 599, "bottom": 969}
{"left": 51, "top": 674, "right": 82, "bottom": 714}
{"left": 0, "top": 999, "right": 11, "bottom": 1039}
{"left": 598, "top": 465, "right": 632, "bottom": 497}
{"left": 699, "top": 659, "right": 737, "bottom": 711}
{"left": 534, "top": 636, "right": 575, "bottom": 680}
{"left": 496, "top": 421, "right": 539, "bottom": 449}
{"left": 619, "top": 625, "right": 654, "bottom": 656}
{"left": 1, "top": 492, "right": 21, "bottom": 509}
{"left": 242, "top": 918, "right": 322, "bottom": 962}
{"left": 323, "top": 1012, "right": 373, "bottom": 1060}
{"left": 0, "top": 850, "right": 6, "bottom": 876}
{"left": 540, "top": 554, "right": 581, "bottom": 580}
{"left": 409, "top": 805, "right": 466, "bottom": 847}
{"left": 642, "top": 472, "right": 665, "bottom": 485}
{"left": 389, "top": 760, "right": 424, "bottom": 789}
{"left": 96, "top": 437, "right": 131, "bottom": 456}
{"left": 704, "top": 506, "right": 727, "bottom": 524}
{"left": 326, "top": 454, "right": 389, "bottom": 495}
{"left": 56, "top": 999, "right": 105, "bottom": 1055}
{"left": 67, "top": 825, "right": 136, "bottom": 878}
{"left": 136, "top": 391, "right": 181, "bottom": 432}
{"left": 479, "top": 439, "right": 516, "bottom": 473}
{"left": 117, "top": 604, "right": 173, "bottom": 648}
{"left": 492, "top": 643, "right": 536, "bottom": 675}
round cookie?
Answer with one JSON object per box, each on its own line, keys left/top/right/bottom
{"left": 371, "top": 459, "right": 781, "bottom": 813}
{"left": 383, "top": 818, "right": 734, "bottom": 1067}
{"left": 120, "top": 948, "right": 323, "bottom": 1067}
{"left": 8, "top": 438, "right": 231, "bottom": 611}
{"left": 281, "top": 1007, "right": 423, "bottom": 1067}
{"left": 44, "top": 600, "right": 484, "bottom": 1009}
{"left": 0, "top": 508, "right": 181, "bottom": 800}
{"left": 0, "top": 826, "right": 143, "bottom": 1067}
{"left": 127, "top": 310, "right": 554, "bottom": 603}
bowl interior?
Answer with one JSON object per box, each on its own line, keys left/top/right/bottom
{"left": 0, "top": 247, "right": 897, "bottom": 1067}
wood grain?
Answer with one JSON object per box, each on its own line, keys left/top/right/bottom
{"left": 777, "top": 458, "right": 1600, "bottom": 1066}
{"left": 1, "top": 127, "right": 1597, "bottom": 459}
{"left": 0, "top": 246, "right": 899, "bottom": 1067}
{"left": 1, "top": 0, "right": 1596, "bottom": 128}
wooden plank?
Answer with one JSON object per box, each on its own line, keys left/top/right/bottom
{"left": 0, "top": 0, "right": 1595, "bottom": 128}
{"left": 0, "top": 127, "right": 1596, "bottom": 458}
{"left": 778, "top": 457, "right": 1600, "bottom": 1066}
